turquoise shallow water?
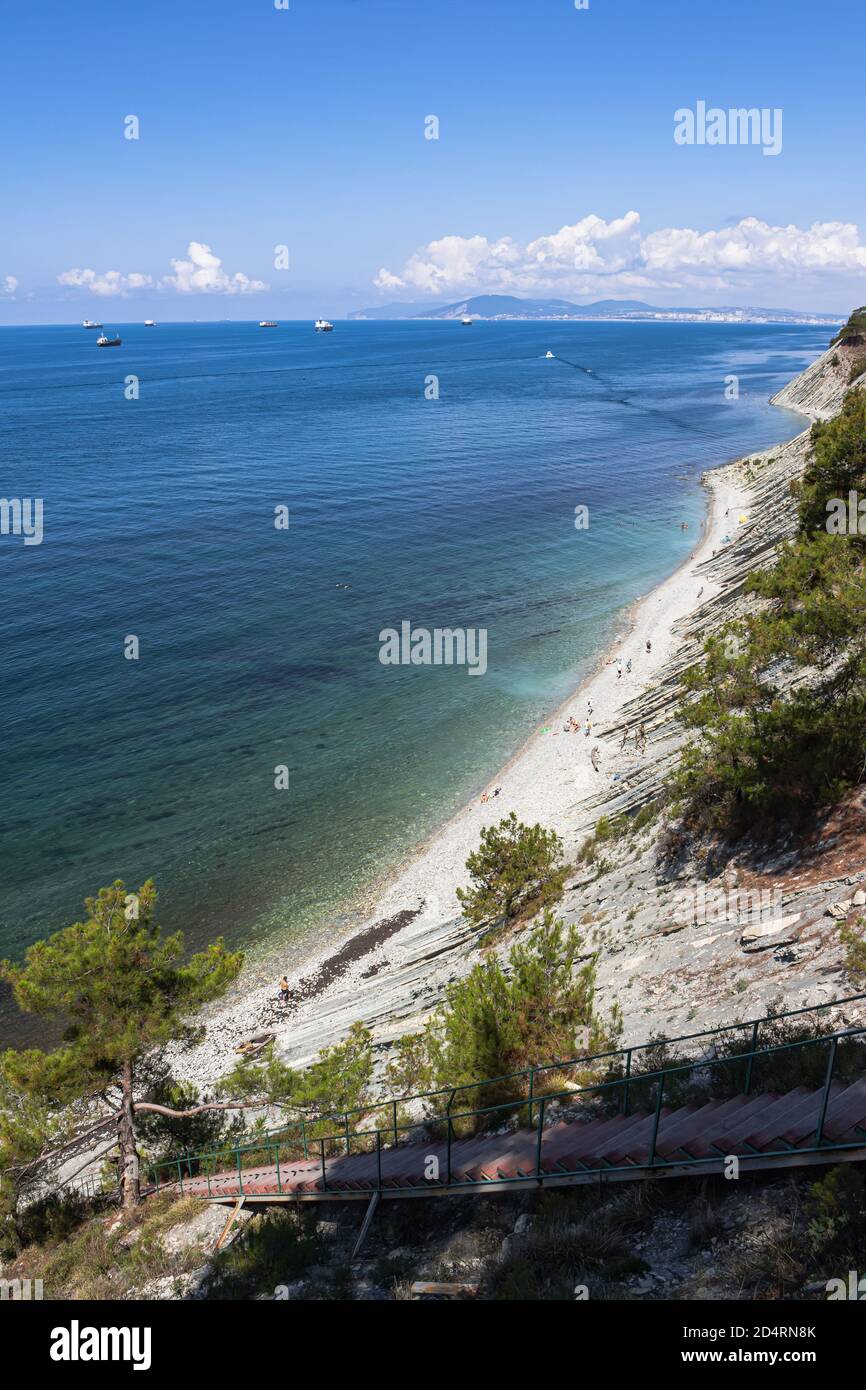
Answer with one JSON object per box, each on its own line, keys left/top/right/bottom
{"left": 0, "top": 319, "right": 826, "bottom": 1041}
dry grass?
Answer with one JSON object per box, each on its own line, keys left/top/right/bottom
{"left": 5, "top": 1193, "right": 211, "bottom": 1301}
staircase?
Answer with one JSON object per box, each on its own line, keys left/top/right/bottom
{"left": 159, "top": 1053, "right": 866, "bottom": 1206}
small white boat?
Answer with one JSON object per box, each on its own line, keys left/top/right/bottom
{"left": 144, "top": 319, "right": 156, "bottom": 327}
{"left": 96, "top": 331, "right": 122, "bottom": 347}
{"left": 315, "top": 319, "right": 334, "bottom": 332}
{"left": 82, "top": 319, "right": 102, "bottom": 329}
{"left": 259, "top": 320, "right": 278, "bottom": 328}
{"left": 460, "top": 315, "right": 472, "bottom": 326}
{"left": 545, "top": 350, "right": 555, "bottom": 358}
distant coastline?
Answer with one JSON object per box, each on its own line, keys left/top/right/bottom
{"left": 348, "top": 292, "right": 844, "bottom": 326}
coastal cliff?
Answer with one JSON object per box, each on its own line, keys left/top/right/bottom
{"left": 771, "top": 337, "right": 866, "bottom": 419}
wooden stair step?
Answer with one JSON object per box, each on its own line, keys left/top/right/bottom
{"left": 600, "top": 1110, "right": 697, "bottom": 1165}
{"left": 671, "top": 1094, "right": 786, "bottom": 1159}
{"left": 544, "top": 1110, "right": 653, "bottom": 1163}
{"left": 709, "top": 1090, "right": 823, "bottom": 1153}
{"left": 754, "top": 1082, "right": 847, "bottom": 1149}
{"left": 717, "top": 1084, "right": 828, "bottom": 1150}
{"left": 654, "top": 1096, "right": 763, "bottom": 1158}
{"left": 820, "top": 1077, "right": 866, "bottom": 1140}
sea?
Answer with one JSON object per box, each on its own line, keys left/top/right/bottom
{"left": 0, "top": 318, "right": 830, "bottom": 1043}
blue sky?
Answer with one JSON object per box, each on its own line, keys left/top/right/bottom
{"left": 1, "top": 0, "right": 864, "bottom": 320}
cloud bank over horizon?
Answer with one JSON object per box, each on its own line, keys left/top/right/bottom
{"left": 14, "top": 218, "right": 866, "bottom": 314}
{"left": 374, "top": 213, "right": 866, "bottom": 303}
{"left": 57, "top": 242, "right": 268, "bottom": 298}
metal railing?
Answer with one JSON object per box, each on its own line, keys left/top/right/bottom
{"left": 151, "top": 993, "right": 866, "bottom": 1200}
{"left": 163, "top": 989, "right": 866, "bottom": 1168}
{"left": 48, "top": 1171, "right": 110, "bottom": 1202}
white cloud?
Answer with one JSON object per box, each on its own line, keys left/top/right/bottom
{"left": 1, "top": 275, "right": 17, "bottom": 296}
{"left": 641, "top": 218, "right": 866, "bottom": 277}
{"left": 57, "top": 268, "right": 154, "bottom": 297}
{"left": 57, "top": 242, "right": 268, "bottom": 298}
{"left": 376, "top": 233, "right": 520, "bottom": 295}
{"left": 373, "top": 267, "right": 408, "bottom": 291}
{"left": 526, "top": 211, "right": 641, "bottom": 274}
{"left": 375, "top": 214, "right": 866, "bottom": 299}
{"left": 162, "top": 241, "right": 267, "bottom": 295}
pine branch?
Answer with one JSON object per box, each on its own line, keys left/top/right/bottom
{"left": 1, "top": 1114, "right": 119, "bottom": 1179}
{"left": 132, "top": 1098, "right": 272, "bottom": 1120}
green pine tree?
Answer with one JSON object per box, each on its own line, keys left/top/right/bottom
{"left": 1, "top": 880, "right": 243, "bottom": 1208}
{"left": 456, "top": 811, "right": 566, "bottom": 926}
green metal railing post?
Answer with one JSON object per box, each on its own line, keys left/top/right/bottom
{"left": 743, "top": 1020, "right": 760, "bottom": 1095}
{"left": 446, "top": 1116, "right": 453, "bottom": 1187}
{"left": 235, "top": 1146, "right": 244, "bottom": 1195}
{"left": 392, "top": 1099, "right": 398, "bottom": 1148}
{"left": 815, "top": 1036, "right": 838, "bottom": 1147}
{"left": 376, "top": 1129, "right": 382, "bottom": 1192}
{"left": 207, "top": 1166, "right": 212, "bottom": 1198}
{"left": 535, "top": 1096, "right": 546, "bottom": 1181}
{"left": 527, "top": 1067, "right": 535, "bottom": 1129}
{"left": 275, "top": 1144, "right": 282, "bottom": 1194}
{"left": 320, "top": 1138, "right": 328, "bottom": 1192}
{"left": 301, "top": 1120, "right": 308, "bottom": 1160}
{"left": 623, "top": 1049, "right": 633, "bottom": 1116}
{"left": 648, "top": 1074, "right": 665, "bottom": 1167}
{"left": 177, "top": 1160, "right": 184, "bottom": 1195}
{"left": 344, "top": 1113, "right": 351, "bottom": 1157}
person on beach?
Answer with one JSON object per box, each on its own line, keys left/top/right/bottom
{"left": 617, "top": 659, "right": 622, "bottom": 679}
{"left": 278, "top": 976, "right": 291, "bottom": 1005}
{"left": 590, "top": 746, "right": 600, "bottom": 772}
{"left": 587, "top": 698, "right": 593, "bottom": 716}
{"left": 584, "top": 720, "right": 592, "bottom": 737}
{"left": 626, "top": 658, "right": 632, "bottom": 674}
{"left": 646, "top": 639, "right": 651, "bottom": 653}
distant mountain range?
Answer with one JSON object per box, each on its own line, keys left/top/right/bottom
{"left": 349, "top": 294, "right": 841, "bottom": 325}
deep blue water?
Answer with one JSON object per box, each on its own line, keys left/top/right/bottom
{"left": 0, "top": 319, "right": 828, "bottom": 1040}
